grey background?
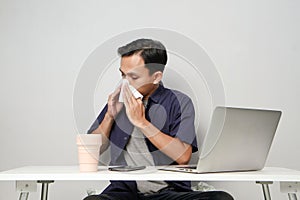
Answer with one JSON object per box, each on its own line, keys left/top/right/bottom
{"left": 0, "top": 0, "right": 299, "bottom": 199}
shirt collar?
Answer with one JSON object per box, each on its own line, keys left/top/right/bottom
{"left": 148, "top": 82, "right": 165, "bottom": 104}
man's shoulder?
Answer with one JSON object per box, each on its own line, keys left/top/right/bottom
{"left": 157, "top": 87, "right": 194, "bottom": 111}
{"left": 163, "top": 86, "right": 192, "bottom": 103}
{"left": 150, "top": 83, "right": 193, "bottom": 107}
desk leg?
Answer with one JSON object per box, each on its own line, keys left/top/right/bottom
{"left": 18, "top": 192, "right": 29, "bottom": 200}
{"left": 256, "top": 181, "right": 273, "bottom": 200}
{"left": 288, "top": 193, "right": 298, "bottom": 200}
{"left": 16, "top": 181, "right": 37, "bottom": 200}
{"left": 37, "top": 180, "right": 54, "bottom": 200}
{"left": 280, "top": 182, "right": 299, "bottom": 200}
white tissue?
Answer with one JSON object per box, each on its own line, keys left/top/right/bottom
{"left": 118, "top": 79, "right": 143, "bottom": 102}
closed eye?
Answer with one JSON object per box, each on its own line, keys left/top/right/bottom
{"left": 131, "top": 76, "right": 139, "bottom": 80}
{"left": 119, "top": 68, "right": 139, "bottom": 80}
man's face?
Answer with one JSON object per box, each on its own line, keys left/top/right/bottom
{"left": 119, "top": 54, "right": 157, "bottom": 96}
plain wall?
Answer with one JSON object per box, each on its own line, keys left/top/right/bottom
{"left": 0, "top": 0, "right": 299, "bottom": 199}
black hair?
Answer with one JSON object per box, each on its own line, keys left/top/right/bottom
{"left": 117, "top": 38, "right": 168, "bottom": 75}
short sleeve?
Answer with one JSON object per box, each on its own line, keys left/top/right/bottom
{"left": 87, "top": 104, "right": 108, "bottom": 134}
{"left": 169, "top": 97, "right": 198, "bottom": 153}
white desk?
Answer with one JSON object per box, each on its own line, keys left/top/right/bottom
{"left": 0, "top": 166, "right": 300, "bottom": 200}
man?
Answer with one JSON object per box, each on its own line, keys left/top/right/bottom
{"left": 84, "top": 39, "right": 233, "bottom": 200}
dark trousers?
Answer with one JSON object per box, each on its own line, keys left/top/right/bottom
{"left": 83, "top": 190, "right": 234, "bottom": 200}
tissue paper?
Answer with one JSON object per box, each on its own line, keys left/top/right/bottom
{"left": 118, "top": 79, "right": 143, "bottom": 102}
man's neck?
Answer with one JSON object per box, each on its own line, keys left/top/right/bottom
{"left": 143, "top": 84, "right": 159, "bottom": 101}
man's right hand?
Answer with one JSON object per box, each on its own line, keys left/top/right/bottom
{"left": 93, "top": 85, "right": 123, "bottom": 152}
{"left": 106, "top": 85, "right": 124, "bottom": 119}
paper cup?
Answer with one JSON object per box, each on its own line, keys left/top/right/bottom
{"left": 76, "top": 134, "right": 102, "bottom": 172}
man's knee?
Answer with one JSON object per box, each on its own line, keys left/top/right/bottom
{"left": 83, "top": 194, "right": 117, "bottom": 200}
{"left": 213, "top": 191, "right": 234, "bottom": 200}
{"left": 83, "top": 195, "right": 100, "bottom": 200}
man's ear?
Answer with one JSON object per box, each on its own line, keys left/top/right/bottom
{"left": 153, "top": 71, "right": 163, "bottom": 84}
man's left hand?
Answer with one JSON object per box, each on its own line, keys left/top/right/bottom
{"left": 122, "top": 83, "right": 149, "bottom": 128}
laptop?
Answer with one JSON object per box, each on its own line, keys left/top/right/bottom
{"left": 160, "top": 106, "right": 282, "bottom": 173}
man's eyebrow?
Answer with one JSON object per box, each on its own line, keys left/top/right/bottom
{"left": 119, "top": 68, "right": 139, "bottom": 76}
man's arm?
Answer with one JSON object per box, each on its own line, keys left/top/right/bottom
{"left": 91, "top": 113, "right": 114, "bottom": 153}
{"left": 139, "top": 122, "right": 192, "bottom": 165}
{"left": 91, "top": 86, "right": 123, "bottom": 153}
{"left": 123, "top": 84, "right": 193, "bottom": 165}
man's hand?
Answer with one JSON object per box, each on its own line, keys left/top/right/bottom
{"left": 123, "top": 83, "right": 149, "bottom": 128}
{"left": 107, "top": 85, "right": 124, "bottom": 119}
{"left": 92, "top": 86, "right": 123, "bottom": 153}
{"left": 122, "top": 82, "right": 192, "bottom": 165}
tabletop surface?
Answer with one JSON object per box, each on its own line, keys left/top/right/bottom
{"left": 1, "top": 166, "right": 300, "bottom": 182}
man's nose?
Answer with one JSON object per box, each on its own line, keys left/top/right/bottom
{"left": 122, "top": 77, "right": 132, "bottom": 85}
{"left": 127, "top": 77, "right": 133, "bottom": 85}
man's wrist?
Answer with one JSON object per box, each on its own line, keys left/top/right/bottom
{"left": 138, "top": 121, "right": 161, "bottom": 138}
{"left": 104, "top": 112, "right": 114, "bottom": 124}
{"left": 136, "top": 119, "right": 150, "bottom": 129}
